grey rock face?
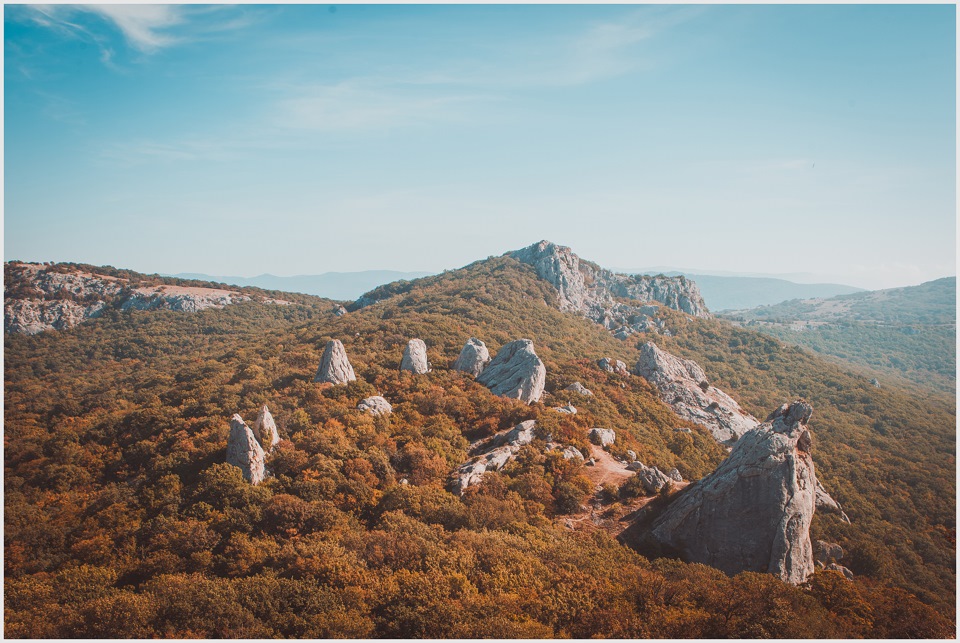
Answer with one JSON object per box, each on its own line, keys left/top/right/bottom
{"left": 226, "top": 414, "right": 267, "bottom": 485}
{"left": 400, "top": 338, "right": 430, "bottom": 374}
{"left": 562, "top": 446, "right": 584, "bottom": 461}
{"left": 565, "top": 381, "right": 594, "bottom": 396}
{"left": 252, "top": 405, "right": 280, "bottom": 451}
{"left": 453, "top": 420, "right": 537, "bottom": 494}
{"left": 666, "top": 467, "right": 683, "bottom": 483}
{"left": 598, "top": 357, "right": 629, "bottom": 376}
{"left": 314, "top": 340, "right": 357, "bottom": 385}
{"left": 634, "top": 464, "right": 670, "bottom": 494}
{"left": 357, "top": 396, "right": 393, "bottom": 416}
{"left": 650, "top": 400, "right": 820, "bottom": 585}
{"left": 453, "top": 338, "right": 490, "bottom": 377}
{"left": 509, "top": 242, "right": 709, "bottom": 330}
{"left": 815, "top": 540, "right": 844, "bottom": 565}
{"left": 332, "top": 304, "right": 347, "bottom": 316}
{"left": 635, "top": 342, "right": 757, "bottom": 445}
{"left": 554, "top": 404, "right": 577, "bottom": 414}
{"left": 589, "top": 428, "right": 616, "bottom": 446}
{"left": 475, "top": 339, "right": 546, "bottom": 404}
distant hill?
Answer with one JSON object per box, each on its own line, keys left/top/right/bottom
{"left": 721, "top": 277, "right": 956, "bottom": 393}
{"left": 626, "top": 271, "right": 864, "bottom": 311}
{"left": 171, "top": 270, "right": 434, "bottom": 301}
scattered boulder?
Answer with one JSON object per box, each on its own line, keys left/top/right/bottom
{"left": 562, "top": 446, "right": 584, "bottom": 461}
{"left": 626, "top": 450, "right": 637, "bottom": 462}
{"left": 357, "top": 396, "right": 393, "bottom": 416}
{"left": 565, "top": 381, "right": 594, "bottom": 396}
{"left": 650, "top": 400, "right": 822, "bottom": 585}
{"left": 675, "top": 427, "right": 692, "bottom": 434}
{"left": 666, "top": 467, "right": 683, "bottom": 483}
{"left": 314, "top": 339, "right": 357, "bottom": 385}
{"left": 453, "top": 420, "right": 536, "bottom": 494}
{"left": 332, "top": 304, "right": 347, "bottom": 316}
{"left": 252, "top": 405, "right": 280, "bottom": 451}
{"left": 613, "top": 326, "right": 634, "bottom": 341}
{"left": 400, "top": 338, "right": 430, "bottom": 374}
{"left": 226, "top": 414, "right": 267, "bottom": 485}
{"left": 815, "top": 540, "right": 844, "bottom": 565}
{"left": 870, "top": 378, "right": 880, "bottom": 388}
{"left": 589, "top": 428, "right": 616, "bottom": 446}
{"left": 476, "top": 339, "right": 546, "bottom": 404}
{"left": 634, "top": 464, "right": 670, "bottom": 494}
{"left": 635, "top": 342, "right": 757, "bottom": 445}
{"left": 598, "top": 357, "right": 629, "bottom": 376}
{"left": 826, "top": 563, "right": 855, "bottom": 580}
{"left": 554, "top": 404, "right": 577, "bottom": 414}
{"left": 453, "top": 338, "right": 490, "bottom": 377}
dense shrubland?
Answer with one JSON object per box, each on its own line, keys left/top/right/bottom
{"left": 4, "top": 258, "right": 954, "bottom": 637}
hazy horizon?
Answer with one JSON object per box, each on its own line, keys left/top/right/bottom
{"left": 5, "top": 4, "right": 956, "bottom": 291}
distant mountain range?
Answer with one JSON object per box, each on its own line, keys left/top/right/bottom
{"left": 625, "top": 271, "right": 864, "bottom": 311}
{"left": 170, "top": 270, "right": 434, "bottom": 301}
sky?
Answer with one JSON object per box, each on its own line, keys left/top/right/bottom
{"left": 4, "top": 4, "right": 956, "bottom": 290}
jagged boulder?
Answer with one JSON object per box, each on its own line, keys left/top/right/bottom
{"left": 666, "top": 467, "right": 683, "bottom": 483}
{"left": 252, "top": 405, "right": 280, "bottom": 451}
{"left": 314, "top": 339, "right": 357, "bottom": 385}
{"left": 226, "top": 414, "right": 267, "bottom": 485}
{"left": 476, "top": 339, "right": 546, "bottom": 404}
{"left": 815, "top": 540, "right": 844, "bottom": 565}
{"left": 453, "top": 338, "right": 490, "bottom": 376}
{"left": 650, "top": 400, "right": 821, "bottom": 585}
{"left": 357, "top": 396, "right": 393, "bottom": 416}
{"left": 634, "top": 342, "right": 757, "bottom": 445}
{"left": 598, "top": 357, "right": 629, "bottom": 376}
{"left": 554, "top": 404, "right": 577, "bottom": 414}
{"left": 565, "top": 381, "right": 594, "bottom": 396}
{"left": 400, "top": 338, "right": 429, "bottom": 374}
{"left": 589, "top": 428, "right": 616, "bottom": 446}
{"left": 633, "top": 464, "right": 670, "bottom": 494}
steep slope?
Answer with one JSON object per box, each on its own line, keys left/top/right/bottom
{"left": 4, "top": 247, "right": 953, "bottom": 637}
{"left": 721, "top": 277, "right": 956, "bottom": 393}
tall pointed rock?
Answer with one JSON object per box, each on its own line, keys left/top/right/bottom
{"left": 476, "top": 339, "right": 546, "bottom": 404}
{"left": 252, "top": 404, "right": 280, "bottom": 451}
{"left": 453, "top": 338, "right": 490, "bottom": 377}
{"left": 226, "top": 414, "right": 267, "bottom": 485}
{"left": 400, "top": 338, "right": 429, "bottom": 374}
{"left": 314, "top": 339, "right": 357, "bottom": 385}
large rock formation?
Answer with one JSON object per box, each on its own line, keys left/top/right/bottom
{"left": 226, "top": 414, "right": 267, "bottom": 485}
{"left": 509, "top": 242, "right": 709, "bottom": 332}
{"left": 400, "top": 338, "right": 430, "bottom": 374}
{"left": 650, "top": 400, "right": 822, "bottom": 585}
{"left": 452, "top": 338, "right": 490, "bottom": 376}
{"left": 252, "top": 405, "right": 280, "bottom": 450}
{"left": 634, "top": 342, "right": 757, "bottom": 445}
{"left": 357, "top": 396, "right": 393, "bottom": 416}
{"left": 314, "top": 340, "right": 357, "bottom": 385}
{"left": 476, "top": 339, "right": 546, "bottom": 404}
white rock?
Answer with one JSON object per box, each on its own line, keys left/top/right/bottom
{"left": 565, "top": 382, "right": 594, "bottom": 396}
{"left": 314, "top": 339, "right": 357, "bottom": 385}
{"left": 589, "top": 428, "right": 616, "bottom": 446}
{"left": 453, "top": 338, "right": 491, "bottom": 377}
{"left": 400, "top": 338, "right": 429, "bottom": 374}
{"left": 226, "top": 414, "right": 267, "bottom": 485}
{"left": 252, "top": 404, "right": 280, "bottom": 451}
{"left": 357, "top": 396, "right": 393, "bottom": 416}
{"left": 554, "top": 404, "right": 577, "bottom": 414}
{"left": 476, "top": 339, "right": 546, "bottom": 404}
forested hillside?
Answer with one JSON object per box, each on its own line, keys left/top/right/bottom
{"left": 4, "top": 256, "right": 954, "bottom": 637}
{"left": 722, "top": 277, "right": 956, "bottom": 393}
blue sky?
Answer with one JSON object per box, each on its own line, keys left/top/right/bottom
{"left": 4, "top": 4, "right": 956, "bottom": 289}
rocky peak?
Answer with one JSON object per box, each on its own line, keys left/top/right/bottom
{"left": 252, "top": 405, "right": 280, "bottom": 451}
{"left": 634, "top": 341, "right": 757, "bottom": 445}
{"left": 508, "top": 242, "right": 709, "bottom": 334}
{"left": 475, "top": 339, "right": 546, "bottom": 404}
{"left": 400, "top": 338, "right": 429, "bottom": 374}
{"left": 650, "top": 400, "right": 824, "bottom": 585}
{"left": 226, "top": 414, "right": 267, "bottom": 485}
{"left": 314, "top": 339, "right": 357, "bottom": 385}
{"left": 452, "top": 338, "right": 491, "bottom": 377}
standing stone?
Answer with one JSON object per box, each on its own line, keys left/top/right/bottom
{"left": 400, "top": 338, "right": 429, "bottom": 374}
{"left": 252, "top": 404, "right": 280, "bottom": 451}
{"left": 476, "top": 339, "right": 546, "bottom": 404}
{"left": 314, "top": 339, "right": 357, "bottom": 384}
{"left": 226, "top": 414, "right": 267, "bottom": 485}
{"left": 453, "top": 338, "right": 491, "bottom": 377}
{"left": 650, "top": 400, "right": 821, "bottom": 585}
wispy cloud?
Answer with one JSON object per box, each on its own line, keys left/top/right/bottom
{"left": 83, "top": 4, "right": 183, "bottom": 52}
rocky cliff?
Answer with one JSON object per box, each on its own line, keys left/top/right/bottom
{"left": 649, "top": 400, "right": 821, "bottom": 585}
{"left": 508, "top": 241, "right": 709, "bottom": 333}
{"left": 3, "top": 262, "right": 281, "bottom": 335}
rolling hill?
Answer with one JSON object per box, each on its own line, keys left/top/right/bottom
{"left": 4, "top": 245, "right": 954, "bottom": 637}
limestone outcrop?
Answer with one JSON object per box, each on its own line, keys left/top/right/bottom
{"left": 314, "top": 340, "right": 357, "bottom": 385}
{"left": 400, "top": 338, "right": 429, "bottom": 374}
{"left": 358, "top": 396, "right": 393, "bottom": 416}
{"left": 476, "top": 339, "right": 546, "bottom": 404}
{"left": 453, "top": 338, "right": 490, "bottom": 377}
{"left": 565, "top": 382, "right": 593, "bottom": 396}
{"left": 252, "top": 405, "right": 280, "bottom": 450}
{"left": 650, "top": 400, "right": 821, "bottom": 585}
{"left": 226, "top": 414, "right": 267, "bottom": 485}
{"left": 598, "top": 357, "right": 629, "bottom": 376}
{"left": 508, "top": 242, "right": 709, "bottom": 333}
{"left": 634, "top": 342, "right": 757, "bottom": 445}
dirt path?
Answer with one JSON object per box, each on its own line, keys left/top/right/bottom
{"left": 582, "top": 445, "right": 635, "bottom": 487}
